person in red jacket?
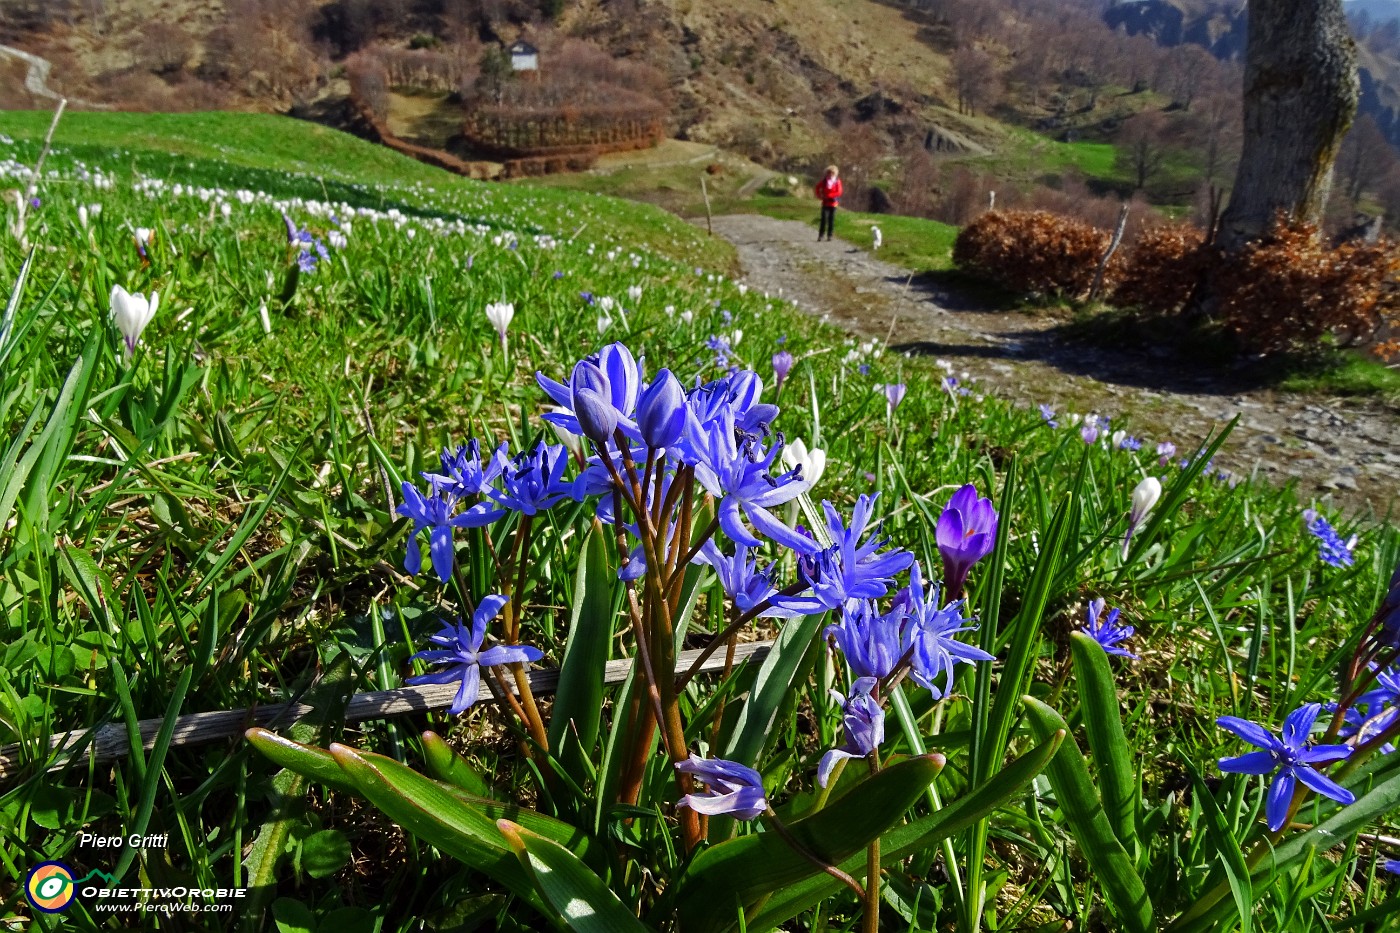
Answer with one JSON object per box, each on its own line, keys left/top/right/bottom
{"left": 814, "top": 165, "right": 843, "bottom": 241}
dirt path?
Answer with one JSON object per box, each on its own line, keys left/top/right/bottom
{"left": 710, "top": 214, "right": 1400, "bottom": 515}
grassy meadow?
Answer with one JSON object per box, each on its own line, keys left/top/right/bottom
{"left": 0, "top": 112, "right": 1398, "bottom": 932}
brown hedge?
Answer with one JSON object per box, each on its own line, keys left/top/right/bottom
{"left": 952, "top": 210, "right": 1114, "bottom": 299}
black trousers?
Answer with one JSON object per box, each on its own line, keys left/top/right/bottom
{"left": 819, "top": 205, "right": 836, "bottom": 239}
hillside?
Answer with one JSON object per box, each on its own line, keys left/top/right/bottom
{"left": 1106, "top": 0, "right": 1400, "bottom": 148}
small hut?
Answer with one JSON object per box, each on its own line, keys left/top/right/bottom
{"left": 509, "top": 40, "right": 539, "bottom": 73}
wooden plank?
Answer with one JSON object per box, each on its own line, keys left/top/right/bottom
{"left": 0, "top": 640, "right": 774, "bottom": 779}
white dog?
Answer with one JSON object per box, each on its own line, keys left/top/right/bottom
{"left": 871, "top": 225, "right": 882, "bottom": 250}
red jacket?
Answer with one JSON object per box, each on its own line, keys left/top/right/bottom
{"left": 815, "top": 176, "right": 843, "bottom": 207}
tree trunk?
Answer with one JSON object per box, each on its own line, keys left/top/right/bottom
{"left": 1215, "top": 0, "right": 1358, "bottom": 251}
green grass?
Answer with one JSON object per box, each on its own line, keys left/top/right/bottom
{"left": 1278, "top": 350, "right": 1400, "bottom": 402}
{"left": 0, "top": 111, "right": 1396, "bottom": 933}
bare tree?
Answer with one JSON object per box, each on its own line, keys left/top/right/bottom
{"left": 1337, "top": 113, "right": 1393, "bottom": 207}
{"left": 1216, "top": 0, "right": 1359, "bottom": 251}
{"left": 1116, "top": 110, "right": 1171, "bottom": 191}
{"left": 950, "top": 46, "right": 999, "bottom": 116}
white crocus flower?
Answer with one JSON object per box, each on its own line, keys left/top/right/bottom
{"left": 597, "top": 313, "right": 613, "bottom": 334}
{"left": 627, "top": 284, "right": 643, "bottom": 303}
{"left": 259, "top": 299, "right": 272, "bottom": 335}
{"left": 485, "top": 301, "right": 514, "bottom": 354}
{"left": 782, "top": 438, "right": 826, "bottom": 488}
{"left": 110, "top": 285, "right": 159, "bottom": 358}
{"left": 78, "top": 205, "right": 88, "bottom": 229}
{"left": 1123, "top": 476, "right": 1163, "bottom": 557}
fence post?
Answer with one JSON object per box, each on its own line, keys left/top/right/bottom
{"left": 700, "top": 174, "right": 713, "bottom": 236}
{"left": 1088, "top": 203, "right": 1131, "bottom": 303}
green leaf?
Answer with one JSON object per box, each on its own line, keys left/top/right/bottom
{"left": 1171, "top": 762, "right": 1400, "bottom": 932}
{"left": 1069, "top": 631, "right": 1139, "bottom": 855}
{"left": 421, "top": 730, "right": 496, "bottom": 798}
{"left": 671, "top": 754, "right": 945, "bottom": 933}
{"left": 1023, "top": 696, "right": 1153, "bottom": 933}
{"left": 271, "top": 897, "right": 318, "bottom": 933}
{"left": 302, "top": 829, "right": 352, "bottom": 879}
{"left": 746, "top": 732, "right": 1064, "bottom": 933}
{"left": 322, "top": 743, "right": 592, "bottom": 914}
{"left": 498, "top": 820, "right": 649, "bottom": 933}
{"left": 720, "top": 610, "right": 824, "bottom": 767}
{"left": 978, "top": 481, "right": 1079, "bottom": 786}
{"left": 242, "top": 656, "right": 358, "bottom": 928}
{"left": 548, "top": 520, "right": 614, "bottom": 788}
{"left": 246, "top": 729, "right": 359, "bottom": 795}
{"left": 1185, "top": 759, "right": 1252, "bottom": 933}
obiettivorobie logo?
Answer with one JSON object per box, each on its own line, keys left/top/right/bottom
{"left": 24, "top": 862, "right": 120, "bottom": 913}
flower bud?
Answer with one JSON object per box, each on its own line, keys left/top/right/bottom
{"left": 570, "top": 361, "right": 616, "bottom": 446}
{"left": 1129, "top": 477, "right": 1162, "bottom": 529}
{"left": 637, "top": 368, "right": 685, "bottom": 449}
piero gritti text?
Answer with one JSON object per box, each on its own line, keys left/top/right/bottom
{"left": 77, "top": 832, "right": 171, "bottom": 850}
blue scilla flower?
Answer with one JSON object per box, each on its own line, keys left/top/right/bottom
{"left": 485, "top": 442, "right": 573, "bottom": 516}
{"left": 422, "top": 439, "right": 506, "bottom": 499}
{"left": 825, "top": 600, "right": 907, "bottom": 681}
{"left": 1302, "top": 509, "right": 1356, "bottom": 568}
{"left": 683, "top": 408, "right": 812, "bottom": 554}
{"left": 676, "top": 756, "right": 767, "bottom": 821}
{"left": 1217, "top": 703, "right": 1355, "bottom": 832}
{"left": 694, "top": 541, "right": 797, "bottom": 618}
{"left": 1039, "top": 404, "right": 1058, "bottom": 428}
{"left": 396, "top": 483, "right": 503, "bottom": 582}
{"left": 1082, "top": 598, "right": 1138, "bottom": 659}
{"left": 893, "top": 562, "right": 994, "bottom": 697}
{"left": 406, "top": 596, "right": 543, "bottom": 715}
{"left": 817, "top": 677, "right": 885, "bottom": 787}
{"left": 779, "top": 495, "right": 914, "bottom": 613}
{"left": 686, "top": 370, "right": 779, "bottom": 441}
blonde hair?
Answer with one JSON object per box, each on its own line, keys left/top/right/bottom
{"left": 825, "top": 165, "right": 839, "bottom": 176}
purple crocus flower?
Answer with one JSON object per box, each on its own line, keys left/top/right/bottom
{"left": 778, "top": 495, "right": 914, "bottom": 613}
{"left": 817, "top": 677, "right": 885, "bottom": 787}
{"left": 1217, "top": 703, "right": 1355, "bottom": 832}
{"left": 893, "top": 562, "right": 994, "bottom": 697}
{"left": 825, "top": 600, "right": 907, "bottom": 680}
{"left": 396, "top": 482, "right": 503, "bottom": 581}
{"left": 1385, "top": 860, "right": 1400, "bottom": 875}
{"left": 675, "top": 756, "right": 768, "bottom": 820}
{"left": 935, "top": 484, "right": 998, "bottom": 599}
{"left": 1380, "top": 562, "right": 1400, "bottom": 648}
{"left": 406, "top": 596, "right": 543, "bottom": 715}
{"left": 1039, "top": 404, "right": 1058, "bottom": 428}
{"left": 1156, "top": 441, "right": 1177, "bottom": 465}
{"left": 1082, "top": 598, "right": 1137, "bottom": 659}
{"left": 884, "top": 383, "right": 907, "bottom": 414}
{"left": 1303, "top": 509, "right": 1356, "bottom": 569}
{"left": 772, "top": 350, "right": 795, "bottom": 392}
{"left": 1081, "top": 425, "right": 1100, "bottom": 445}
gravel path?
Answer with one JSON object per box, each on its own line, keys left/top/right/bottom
{"left": 709, "top": 214, "right": 1400, "bottom": 515}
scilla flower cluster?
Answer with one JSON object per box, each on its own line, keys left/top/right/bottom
{"left": 392, "top": 342, "right": 1000, "bottom": 853}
